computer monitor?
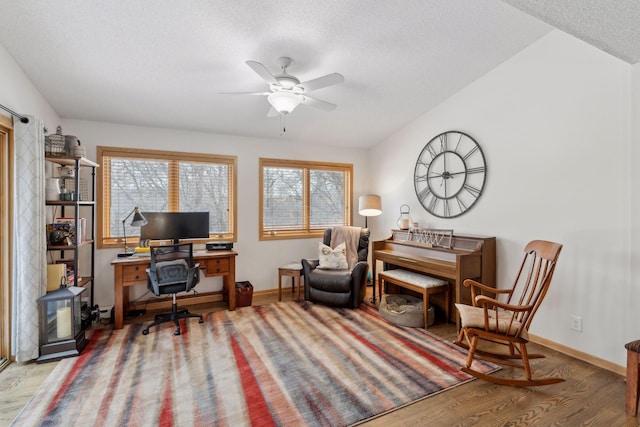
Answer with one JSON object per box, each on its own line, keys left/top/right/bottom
{"left": 140, "top": 212, "right": 210, "bottom": 244}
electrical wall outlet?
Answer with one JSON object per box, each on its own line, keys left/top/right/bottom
{"left": 571, "top": 315, "right": 583, "bottom": 332}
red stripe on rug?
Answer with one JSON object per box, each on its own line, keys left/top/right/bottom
{"left": 230, "top": 334, "right": 276, "bottom": 427}
{"left": 361, "top": 306, "right": 468, "bottom": 380}
{"left": 159, "top": 377, "right": 174, "bottom": 427}
{"left": 340, "top": 312, "right": 467, "bottom": 383}
{"left": 43, "top": 328, "right": 105, "bottom": 416}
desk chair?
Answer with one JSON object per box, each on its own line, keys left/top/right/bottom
{"left": 142, "top": 243, "right": 204, "bottom": 336}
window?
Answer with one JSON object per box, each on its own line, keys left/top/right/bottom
{"left": 260, "top": 158, "right": 352, "bottom": 240}
{"left": 97, "top": 146, "right": 236, "bottom": 248}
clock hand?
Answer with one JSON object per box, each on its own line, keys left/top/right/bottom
{"left": 430, "top": 170, "right": 465, "bottom": 179}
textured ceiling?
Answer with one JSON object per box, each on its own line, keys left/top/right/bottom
{"left": 504, "top": 0, "right": 640, "bottom": 64}
{"left": 0, "top": 1, "right": 634, "bottom": 148}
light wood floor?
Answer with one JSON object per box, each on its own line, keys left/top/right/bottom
{"left": 1, "top": 287, "right": 637, "bottom": 426}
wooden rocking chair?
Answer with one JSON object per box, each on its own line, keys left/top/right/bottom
{"left": 454, "top": 240, "right": 563, "bottom": 387}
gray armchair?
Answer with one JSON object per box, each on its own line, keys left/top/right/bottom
{"left": 302, "top": 228, "right": 370, "bottom": 308}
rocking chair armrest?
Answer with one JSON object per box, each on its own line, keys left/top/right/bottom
{"left": 464, "top": 278, "right": 511, "bottom": 305}
{"left": 464, "top": 278, "right": 511, "bottom": 294}
{"left": 475, "top": 295, "right": 532, "bottom": 313}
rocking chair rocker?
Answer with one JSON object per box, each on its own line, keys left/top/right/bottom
{"left": 454, "top": 240, "right": 563, "bottom": 387}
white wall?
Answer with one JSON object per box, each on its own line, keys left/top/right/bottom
{"left": 0, "top": 42, "right": 59, "bottom": 131}
{"left": 61, "top": 119, "right": 371, "bottom": 306}
{"left": 370, "top": 30, "right": 632, "bottom": 366}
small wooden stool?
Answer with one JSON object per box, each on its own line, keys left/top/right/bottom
{"left": 626, "top": 340, "right": 640, "bottom": 415}
{"left": 278, "top": 262, "right": 304, "bottom": 301}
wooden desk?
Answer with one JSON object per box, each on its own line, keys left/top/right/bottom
{"left": 111, "top": 250, "right": 237, "bottom": 329}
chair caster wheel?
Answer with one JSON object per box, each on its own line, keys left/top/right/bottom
{"left": 173, "top": 329, "right": 181, "bottom": 336}
{"left": 199, "top": 318, "right": 204, "bottom": 323}
{"left": 142, "top": 330, "right": 149, "bottom": 335}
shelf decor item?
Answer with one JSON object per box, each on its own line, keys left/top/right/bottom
{"left": 45, "top": 177, "right": 60, "bottom": 201}
{"left": 36, "top": 285, "right": 88, "bottom": 363}
{"left": 47, "top": 126, "right": 66, "bottom": 156}
{"left": 397, "top": 204, "right": 413, "bottom": 230}
{"left": 60, "top": 175, "right": 88, "bottom": 201}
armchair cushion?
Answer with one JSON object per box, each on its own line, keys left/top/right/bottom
{"left": 318, "top": 242, "right": 348, "bottom": 270}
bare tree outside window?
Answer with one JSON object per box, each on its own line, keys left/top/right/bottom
{"left": 310, "top": 170, "right": 345, "bottom": 228}
{"left": 180, "top": 162, "right": 230, "bottom": 234}
{"left": 110, "top": 159, "right": 168, "bottom": 237}
{"left": 263, "top": 167, "right": 303, "bottom": 230}
{"left": 97, "top": 147, "right": 237, "bottom": 248}
{"left": 260, "top": 158, "right": 352, "bottom": 240}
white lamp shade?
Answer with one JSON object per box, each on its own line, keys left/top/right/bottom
{"left": 359, "top": 194, "right": 382, "bottom": 216}
{"left": 267, "top": 92, "right": 301, "bottom": 114}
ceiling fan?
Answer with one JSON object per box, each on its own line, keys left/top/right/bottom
{"left": 222, "top": 57, "right": 344, "bottom": 117}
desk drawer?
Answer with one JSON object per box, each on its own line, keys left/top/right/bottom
{"left": 122, "top": 265, "right": 147, "bottom": 284}
{"left": 205, "top": 258, "right": 229, "bottom": 275}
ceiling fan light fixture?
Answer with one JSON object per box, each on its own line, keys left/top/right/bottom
{"left": 268, "top": 91, "right": 301, "bottom": 114}
{"left": 275, "top": 74, "right": 300, "bottom": 89}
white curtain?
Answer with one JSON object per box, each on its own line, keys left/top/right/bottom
{"left": 12, "top": 116, "right": 46, "bottom": 362}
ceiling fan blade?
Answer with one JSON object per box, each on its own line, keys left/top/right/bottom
{"left": 218, "top": 91, "right": 271, "bottom": 96}
{"left": 246, "top": 60, "right": 279, "bottom": 86}
{"left": 298, "top": 73, "right": 344, "bottom": 92}
{"left": 300, "top": 95, "right": 337, "bottom": 112}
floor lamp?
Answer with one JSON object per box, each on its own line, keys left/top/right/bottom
{"left": 359, "top": 195, "right": 382, "bottom": 302}
{"left": 358, "top": 195, "right": 382, "bottom": 228}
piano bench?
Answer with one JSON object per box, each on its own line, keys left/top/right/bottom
{"left": 378, "top": 269, "right": 450, "bottom": 329}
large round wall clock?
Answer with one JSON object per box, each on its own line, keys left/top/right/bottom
{"left": 414, "top": 131, "right": 486, "bottom": 218}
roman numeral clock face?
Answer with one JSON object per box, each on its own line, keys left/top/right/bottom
{"left": 414, "top": 131, "right": 487, "bottom": 218}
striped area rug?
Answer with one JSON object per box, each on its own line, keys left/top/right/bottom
{"left": 11, "top": 301, "right": 497, "bottom": 426}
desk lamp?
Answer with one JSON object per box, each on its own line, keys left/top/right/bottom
{"left": 118, "top": 207, "right": 148, "bottom": 257}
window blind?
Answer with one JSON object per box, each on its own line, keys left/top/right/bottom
{"left": 260, "top": 158, "right": 352, "bottom": 240}
{"left": 97, "top": 146, "right": 237, "bottom": 247}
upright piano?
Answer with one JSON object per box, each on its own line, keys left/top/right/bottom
{"left": 372, "top": 230, "right": 496, "bottom": 329}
